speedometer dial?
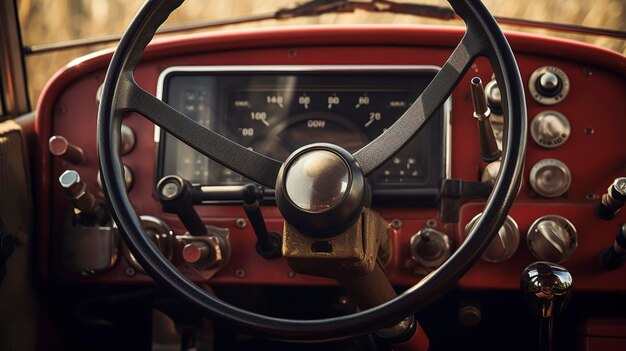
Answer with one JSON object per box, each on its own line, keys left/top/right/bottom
{"left": 158, "top": 67, "right": 448, "bottom": 204}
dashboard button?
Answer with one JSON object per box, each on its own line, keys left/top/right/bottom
{"left": 529, "top": 159, "right": 571, "bottom": 198}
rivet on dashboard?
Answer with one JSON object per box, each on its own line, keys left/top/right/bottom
{"left": 582, "top": 68, "right": 593, "bottom": 77}
{"left": 584, "top": 127, "right": 595, "bottom": 135}
{"left": 125, "top": 267, "right": 136, "bottom": 277}
{"left": 426, "top": 219, "right": 438, "bottom": 228}
{"left": 235, "top": 218, "right": 247, "bottom": 229}
{"left": 80, "top": 269, "right": 95, "bottom": 277}
{"left": 287, "top": 270, "right": 296, "bottom": 279}
{"left": 235, "top": 268, "right": 246, "bottom": 278}
{"left": 390, "top": 219, "right": 402, "bottom": 229}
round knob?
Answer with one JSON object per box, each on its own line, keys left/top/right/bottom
{"left": 527, "top": 215, "right": 578, "bottom": 263}
{"left": 529, "top": 66, "right": 570, "bottom": 105}
{"left": 465, "top": 213, "right": 520, "bottom": 263}
{"left": 409, "top": 228, "right": 451, "bottom": 268}
{"left": 529, "top": 159, "right": 571, "bottom": 198}
{"left": 275, "top": 144, "right": 365, "bottom": 238}
{"left": 530, "top": 111, "right": 571, "bottom": 148}
{"left": 484, "top": 79, "right": 502, "bottom": 115}
{"left": 121, "top": 216, "right": 174, "bottom": 273}
{"left": 182, "top": 241, "right": 211, "bottom": 264}
{"left": 120, "top": 124, "right": 136, "bottom": 155}
{"left": 520, "top": 262, "right": 573, "bottom": 318}
{"left": 97, "top": 164, "right": 134, "bottom": 191}
{"left": 537, "top": 72, "right": 560, "bottom": 96}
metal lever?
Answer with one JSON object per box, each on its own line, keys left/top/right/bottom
{"left": 596, "top": 177, "right": 626, "bottom": 220}
{"left": 59, "top": 170, "right": 107, "bottom": 226}
{"left": 599, "top": 224, "right": 626, "bottom": 270}
{"left": 49, "top": 135, "right": 85, "bottom": 165}
{"left": 470, "top": 77, "right": 502, "bottom": 163}
{"left": 242, "top": 184, "right": 282, "bottom": 259}
{"left": 157, "top": 176, "right": 207, "bottom": 236}
{"left": 521, "top": 262, "right": 573, "bottom": 351}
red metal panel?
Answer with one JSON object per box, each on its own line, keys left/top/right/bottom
{"left": 35, "top": 26, "right": 626, "bottom": 290}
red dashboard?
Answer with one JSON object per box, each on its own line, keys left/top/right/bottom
{"left": 35, "top": 26, "right": 626, "bottom": 291}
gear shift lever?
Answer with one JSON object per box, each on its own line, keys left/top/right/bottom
{"left": 520, "top": 262, "right": 573, "bottom": 351}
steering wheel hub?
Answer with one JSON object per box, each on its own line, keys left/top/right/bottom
{"left": 276, "top": 144, "right": 365, "bottom": 238}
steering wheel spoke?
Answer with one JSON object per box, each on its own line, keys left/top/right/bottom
{"left": 127, "top": 83, "right": 282, "bottom": 188}
{"left": 355, "top": 33, "right": 480, "bottom": 174}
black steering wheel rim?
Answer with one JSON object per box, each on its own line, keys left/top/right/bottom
{"left": 97, "top": 0, "right": 526, "bottom": 341}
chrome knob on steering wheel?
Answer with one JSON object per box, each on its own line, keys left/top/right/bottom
{"left": 276, "top": 144, "right": 365, "bottom": 238}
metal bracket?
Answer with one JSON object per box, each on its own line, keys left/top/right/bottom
{"left": 439, "top": 179, "right": 493, "bottom": 223}
{"left": 176, "top": 225, "right": 231, "bottom": 280}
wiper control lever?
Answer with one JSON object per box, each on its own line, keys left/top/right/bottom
{"left": 242, "top": 184, "right": 282, "bottom": 259}
{"left": 157, "top": 175, "right": 208, "bottom": 236}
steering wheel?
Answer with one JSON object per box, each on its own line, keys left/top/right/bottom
{"left": 97, "top": 0, "right": 526, "bottom": 341}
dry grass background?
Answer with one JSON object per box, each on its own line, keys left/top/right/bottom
{"left": 17, "top": 0, "right": 626, "bottom": 106}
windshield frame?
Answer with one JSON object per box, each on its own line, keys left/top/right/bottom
{"left": 0, "top": 0, "right": 30, "bottom": 119}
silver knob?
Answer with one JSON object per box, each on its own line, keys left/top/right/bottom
{"left": 530, "top": 111, "right": 571, "bottom": 148}
{"left": 97, "top": 164, "right": 134, "bottom": 191}
{"left": 527, "top": 215, "right": 578, "bottom": 263}
{"left": 520, "top": 262, "right": 573, "bottom": 319}
{"left": 484, "top": 79, "right": 502, "bottom": 115}
{"left": 539, "top": 72, "right": 559, "bottom": 92}
{"left": 59, "top": 170, "right": 97, "bottom": 213}
{"left": 120, "top": 124, "right": 136, "bottom": 155}
{"left": 529, "top": 66, "right": 570, "bottom": 105}
{"left": 465, "top": 213, "right": 520, "bottom": 263}
{"left": 49, "top": 135, "right": 85, "bottom": 165}
{"left": 529, "top": 159, "right": 571, "bottom": 198}
{"left": 409, "top": 228, "right": 451, "bottom": 268}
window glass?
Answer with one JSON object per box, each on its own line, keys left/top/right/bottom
{"left": 18, "top": 0, "right": 626, "bottom": 106}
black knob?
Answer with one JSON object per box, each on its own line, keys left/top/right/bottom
{"left": 157, "top": 175, "right": 207, "bottom": 236}
{"left": 599, "top": 224, "right": 626, "bottom": 270}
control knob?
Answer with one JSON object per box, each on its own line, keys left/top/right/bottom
{"left": 529, "top": 66, "right": 570, "bottom": 105}
{"left": 465, "top": 213, "right": 520, "bottom": 263}
{"left": 49, "top": 135, "right": 85, "bottom": 165}
{"left": 529, "top": 159, "right": 571, "bottom": 198}
{"left": 527, "top": 215, "right": 578, "bottom": 263}
{"left": 484, "top": 79, "right": 502, "bottom": 115}
{"left": 409, "top": 228, "right": 451, "bottom": 268}
{"left": 530, "top": 111, "right": 571, "bottom": 148}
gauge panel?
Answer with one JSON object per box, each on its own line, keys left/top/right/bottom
{"left": 157, "top": 66, "right": 449, "bottom": 204}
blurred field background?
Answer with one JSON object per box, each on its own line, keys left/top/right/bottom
{"left": 17, "top": 0, "right": 626, "bottom": 106}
